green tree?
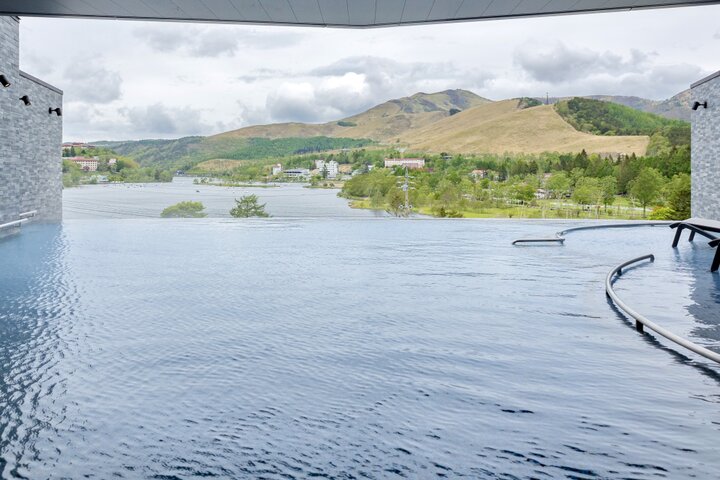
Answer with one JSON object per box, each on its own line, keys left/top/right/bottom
{"left": 385, "top": 188, "right": 406, "bottom": 217}
{"left": 600, "top": 176, "right": 617, "bottom": 212}
{"left": 629, "top": 167, "right": 665, "bottom": 217}
{"left": 546, "top": 172, "right": 571, "bottom": 199}
{"left": 230, "top": 195, "right": 270, "bottom": 218}
{"left": 666, "top": 173, "right": 691, "bottom": 219}
{"left": 161, "top": 201, "right": 207, "bottom": 218}
{"left": 572, "top": 177, "right": 603, "bottom": 215}
{"left": 62, "top": 159, "right": 82, "bottom": 188}
{"left": 115, "top": 158, "right": 140, "bottom": 171}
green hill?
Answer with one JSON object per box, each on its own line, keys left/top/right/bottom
{"left": 99, "top": 136, "right": 374, "bottom": 170}
{"left": 586, "top": 90, "right": 691, "bottom": 122}
{"left": 554, "top": 97, "right": 689, "bottom": 143}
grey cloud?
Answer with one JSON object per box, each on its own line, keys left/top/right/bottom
{"left": 63, "top": 62, "right": 122, "bottom": 104}
{"left": 135, "top": 25, "right": 304, "bottom": 57}
{"left": 514, "top": 43, "right": 651, "bottom": 83}
{"left": 714, "top": 31, "right": 720, "bottom": 39}
{"left": 123, "top": 104, "right": 215, "bottom": 137}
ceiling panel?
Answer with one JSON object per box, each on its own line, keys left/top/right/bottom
{"left": 347, "top": 0, "right": 375, "bottom": 26}
{"left": 400, "top": 0, "right": 436, "bottom": 23}
{"left": 258, "top": 0, "right": 296, "bottom": 22}
{"left": 373, "top": 0, "right": 404, "bottom": 25}
{"left": 232, "top": 0, "right": 271, "bottom": 21}
{"left": 0, "top": 0, "right": 716, "bottom": 26}
{"left": 288, "top": 0, "right": 323, "bottom": 24}
{"left": 426, "top": 0, "right": 464, "bottom": 21}
{"left": 316, "top": 0, "right": 348, "bottom": 25}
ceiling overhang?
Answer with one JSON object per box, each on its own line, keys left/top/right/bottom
{"left": 0, "top": 0, "right": 718, "bottom": 27}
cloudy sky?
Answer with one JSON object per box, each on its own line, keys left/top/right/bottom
{"left": 17, "top": 4, "right": 720, "bottom": 141}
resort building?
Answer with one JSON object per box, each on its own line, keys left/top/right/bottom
{"left": 316, "top": 160, "right": 339, "bottom": 179}
{"left": 384, "top": 158, "right": 425, "bottom": 170}
{"left": 69, "top": 156, "right": 99, "bottom": 172}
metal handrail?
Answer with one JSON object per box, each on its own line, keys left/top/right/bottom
{"left": 0, "top": 218, "right": 29, "bottom": 231}
{"left": 605, "top": 254, "right": 720, "bottom": 364}
{"left": 513, "top": 221, "right": 670, "bottom": 245}
{"left": 557, "top": 221, "right": 670, "bottom": 237}
{"left": 18, "top": 210, "right": 37, "bottom": 219}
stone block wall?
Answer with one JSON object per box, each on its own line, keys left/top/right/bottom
{"left": 691, "top": 71, "right": 720, "bottom": 221}
{"left": 0, "top": 16, "right": 63, "bottom": 225}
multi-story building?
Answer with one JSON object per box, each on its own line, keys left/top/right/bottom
{"left": 315, "top": 160, "right": 339, "bottom": 179}
{"left": 384, "top": 158, "right": 425, "bottom": 170}
{"left": 69, "top": 156, "right": 99, "bottom": 172}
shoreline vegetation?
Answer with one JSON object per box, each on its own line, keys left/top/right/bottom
{"left": 74, "top": 97, "right": 691, "bottom": 220}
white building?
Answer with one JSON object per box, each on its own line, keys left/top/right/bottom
{"left": 272, "top": 163, "right": 283, "bottom": 176}
{"left": 315, "top": 159, "right": 339, "bottom": 179}
{"left": 384, "top": 158, "right": 425, "bottom": 170}
{"left": 69, "top": 156, "right": 99, "bottom": 172}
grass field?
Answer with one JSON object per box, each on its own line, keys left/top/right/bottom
{"left": 348, "top": 196, "right": 651, "bottom": 220}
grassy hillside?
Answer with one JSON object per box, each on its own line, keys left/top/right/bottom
{"left": 98, "top": 137, "right": 204, "bottom": 168}
{"left": 555, "top": 97, "right": 689, "bottom": 137}
{"left": 99, "top": 136, "right": 373, "bottom": 170}
{"left": 399, "top": 100, "right": 650, "bottom": 155}
{"left": 214, "top": 89, "right": 490, "bottom": 142}
{"left": 586, "top": 90, "right": 691, "bottom": 122}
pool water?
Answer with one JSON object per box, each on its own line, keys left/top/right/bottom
{"left": 1, "top": 218, "right": 719, "bottom": 479}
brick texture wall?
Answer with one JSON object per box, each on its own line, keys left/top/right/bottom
{"left": 0, "top": 16, "right": 63, "bottom": 225}
{"left": 691, "top": 72, "right": 720, "bottom": 221}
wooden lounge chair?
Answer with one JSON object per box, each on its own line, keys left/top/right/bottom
{"left": 670, "top": 218, "right": 720, "bottom": 272}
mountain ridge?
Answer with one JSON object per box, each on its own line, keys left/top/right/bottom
{"left": 97, "top": 88, "right": 689, "bottom": 169}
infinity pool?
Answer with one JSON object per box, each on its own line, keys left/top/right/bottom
{"left": 1, "top": 218, "right": 719, "bottom": 479}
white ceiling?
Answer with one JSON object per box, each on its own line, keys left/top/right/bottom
{"left": 0, "top": 0, "right": 718, "bottom": 27}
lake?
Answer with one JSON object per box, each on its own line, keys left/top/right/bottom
{"left": 1, "top": 181, "right": 719, "bottom": 479}
{"left": 63, "top": 177, "right": 385, "bottom": 219}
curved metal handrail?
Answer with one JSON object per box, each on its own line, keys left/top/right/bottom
{"left": 605, "top": 254, "right": 720, "bottom": 364}
{"left": 557, "top": 221, "right": 670, "bottom": 237}
{"left": 513, "top": 221, "right": 671, "bottom": 245}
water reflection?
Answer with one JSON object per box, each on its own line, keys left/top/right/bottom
{"left": 0, "top": 225, "right": 74, "bottom": 478}
{"left": 0, "top": 220, "right": 719, "bottom": 478}
{"left": 686, "top": 243, "right": 720, "bottom": 343}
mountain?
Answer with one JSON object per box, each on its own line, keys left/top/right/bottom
{"left": 97, "top": 88, "right": 691, "bottom": 169}
{"left": 214, "top": 89, "right": 490, "bottom": 142}
{"left": 398, "top": 99, "right": 649, "bottom": 155}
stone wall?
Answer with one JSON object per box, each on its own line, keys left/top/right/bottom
{"left": 691, "top": 71, "right": 720, "bottom": 221}
{"left": 0, "top": 16, "right": 63, "bottom": 225}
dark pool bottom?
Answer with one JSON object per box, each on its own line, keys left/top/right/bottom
{"left": 1, "top": 219, "right": 719, "bottom": 479}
